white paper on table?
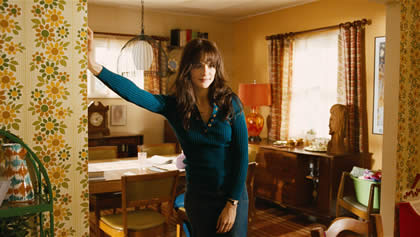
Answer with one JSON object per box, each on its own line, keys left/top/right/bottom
{"left": 123, "top": 171, "right": 137, "bottom": 176}
{"left": 153, "top": 163, "right": 178, "bottom": 171}
{"left": 147, "top": 155, "right": 176, "bottom": 165}
{"left": 88, "top": 160, "right": 138, "bottom": 172}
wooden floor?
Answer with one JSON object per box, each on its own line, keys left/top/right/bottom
{"left": 90, "top": 199, "right": 325, "bottom": 237}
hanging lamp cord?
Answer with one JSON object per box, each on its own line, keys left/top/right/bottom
{"left": 141, "top": 0, "right": 145, "bottom": 35}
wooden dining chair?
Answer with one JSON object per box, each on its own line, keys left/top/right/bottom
{"left": 247, "top": 161, "right": 258, "bottom": 222}
{"left": 137, "top": 143, "right": 177, "bottom": 157}
{"left": 336, "top": 172, "right": 380, "bottom": 236}
{"left": 310, "top": 217, "right": 369, "bottom": 237}
{"left": 310, "top": 214, "right": 383, "bottom": 237}
{"left": 99, "top": 170, "right": 179, "bottom": 237}
{"left": 89, "top": 146, "right": 118, "bottom": 160}
{"left": 248, "top": 144, "right": 260, "bottom": 162}
{"left": 88, "top": 145, "right": 120, "bottom": 236}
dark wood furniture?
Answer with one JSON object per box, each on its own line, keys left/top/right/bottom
{"left": 88, "top": 132, "right": 143, "bottom": 158}
{"left": 310, "top": 214, "right": 383, "bottom": 237}
{"left": 255, "top": 143, "right": 370, "bottom": 220}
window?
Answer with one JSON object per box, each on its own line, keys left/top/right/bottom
{"left": 88, "top": 35, "right": 144, "bottom": 98}
{"left": 288, "top": 30, "right": 339, "bottom": 139}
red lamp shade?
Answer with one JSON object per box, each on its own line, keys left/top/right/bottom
{"left": 238, "top": 83, "right": 272, "bottom": 107}
{"left": 238, "top": 83, "right": 272, "bottom": 142}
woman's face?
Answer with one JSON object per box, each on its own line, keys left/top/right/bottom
{"left": 190, "top": 62, "right": 216, "bottom": 89}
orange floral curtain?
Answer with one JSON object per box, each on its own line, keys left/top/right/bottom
{"left": 144, "top": 40, "right": 168, "bottom": 94}
{"left": 338, "top": 21, "right": 368, "bottom": 153}
{"left": 267, "top": 36, "right": 294, "bottom": 141}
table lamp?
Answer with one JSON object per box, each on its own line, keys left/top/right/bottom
{"left": 238, "top": 82, "right": 272, "bottom": 143}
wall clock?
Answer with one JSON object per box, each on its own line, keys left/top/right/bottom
{"left": 88, "top": 101, "right": 110, "bottom": 136}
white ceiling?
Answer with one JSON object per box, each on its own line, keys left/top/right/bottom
{"left": 88, "top": 0, "right": 318, "bottom": 21}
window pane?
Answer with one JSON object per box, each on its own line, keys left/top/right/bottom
{"left": 88, "top": 36, "right": 144, "bottom": 98}
{"left": 289, "top": 30, "right": 339, "bottom": 139}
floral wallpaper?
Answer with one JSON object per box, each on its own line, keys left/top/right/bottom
{"left": 397, "top": 0, "right": 420, "bottom": 201}
{"left": 0, "top": 0, "right": 88, "bottom": 236}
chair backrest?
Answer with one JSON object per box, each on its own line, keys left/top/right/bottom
{"left": 122, "top": 170, "right": 179, "bottom": 208}
{"left": 248, "top": 144, "right": 260, "bottom": 162}
{"left": 121, "top": 170, "right": 179, "bottom": 234}
{"left": 310, "top": 217, "right": 369, "bottom": 237}
{"left": 138, "top": 143, "right": 177, "bottom": 157}
{"left": 247, "top": 162, "right": 257, "bottom": 188}
{"left": 336, "top": 171, "right": 381, "bottom": 221}
{"left": 88, "top": 146, "right": 118, "bottom": 160}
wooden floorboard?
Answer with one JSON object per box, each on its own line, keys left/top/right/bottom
{"left": 90, "top": 199, "right": 325, "bottom": 237}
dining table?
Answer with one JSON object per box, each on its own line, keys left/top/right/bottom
{"left": 88, "top": 155, "right": 184, "bottom": 194}
{"left": 88, "top": 155, "right": 185, "bottom": 236}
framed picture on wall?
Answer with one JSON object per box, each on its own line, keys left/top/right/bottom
{"left": 373, "top": 36, "right": 385, "bottom": 135}
{"left": 111, "top": 105, "right": 127, "bottom": 126}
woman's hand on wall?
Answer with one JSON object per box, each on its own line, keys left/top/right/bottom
{"left": 87, "top": 27, "right": 103, "bottom": 76}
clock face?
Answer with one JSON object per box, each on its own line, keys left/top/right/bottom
{"left": 90, "top": 112, "right": 104, "bottom": 127}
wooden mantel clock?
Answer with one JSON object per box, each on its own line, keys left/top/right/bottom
{"left": 88, "top": 101, "right": 110, "bottom": 136}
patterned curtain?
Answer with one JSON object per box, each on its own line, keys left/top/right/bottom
{"left": 338, "top": 21, "right": 368, "bottom": 153}
{"left": 144, "top": 40, "right": 168, "bottom": 94}
{"left": 267, "top": 36, "right": 294, "bottom": 141}
{"left": 397, "top": 0, "right": 420, "bottom": 201}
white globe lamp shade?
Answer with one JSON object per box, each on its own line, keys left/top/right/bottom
{"left": 132, "top": 41, "right": 154, "bottom": 70}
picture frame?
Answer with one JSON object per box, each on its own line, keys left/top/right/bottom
{"left": 110, "top": 105, "right": 127, "bottom": 126}
{"left": 373, "top": 36, "right": 385, "bottom": 135}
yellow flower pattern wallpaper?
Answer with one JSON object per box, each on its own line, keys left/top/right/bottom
{"left": 0, "top": 0, "right": 88, "bottom": 236}
{"left": 397, "top": 0, "right": 420, "bottom": 201}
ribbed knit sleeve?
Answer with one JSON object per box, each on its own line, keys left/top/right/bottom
{"left": 96, "top": 67, "right": 167, "bottom": 115}
{"left": 228, "top": 96, "right": 249, "bottom": 200}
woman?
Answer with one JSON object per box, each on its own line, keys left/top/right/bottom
{"left": 88, "top": 28, "right": 249, "bottom": 236}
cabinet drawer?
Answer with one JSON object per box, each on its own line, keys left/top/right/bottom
{"left": 263, "top": 151, "right": 298, "bottom": 179}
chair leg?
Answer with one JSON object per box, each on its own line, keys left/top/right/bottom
{"left": 176, "top": 223, "right": 182, "bottom": 237}
{"left": 95, "top": 208, "right": 101, "bottom": 237}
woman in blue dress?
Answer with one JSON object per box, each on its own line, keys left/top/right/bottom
{"left": 88, "top": 28, "right": 249, "bottom": 236}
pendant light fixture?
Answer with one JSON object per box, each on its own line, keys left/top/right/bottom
{"left": 117, "top": 0, "right": 154, "bottom": 75}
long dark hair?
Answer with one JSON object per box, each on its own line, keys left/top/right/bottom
{"left": 170, "top": 39, "right": 234, "bottom": 130}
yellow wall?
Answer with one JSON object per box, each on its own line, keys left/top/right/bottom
{"left": 88, "top": 1, "right": 386, "bottom": 168}
{"left": 232, "top": 0, "right": 385, "bottom": 169}
{"left": 88, "top": 5, "right": 234, "bottom": 144}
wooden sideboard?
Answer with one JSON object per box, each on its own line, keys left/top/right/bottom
{"left": 88, "top": 132, "right": 143, "bottom": 158}
{"left": 255, "top": 144, "right": 370, "bottom": 220}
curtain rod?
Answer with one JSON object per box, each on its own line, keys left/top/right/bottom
{"left": 265, "top": 19, "right": 371, "bottom": 40}
{"left": 94, "top": 31, "right": 169, "bottom": 41}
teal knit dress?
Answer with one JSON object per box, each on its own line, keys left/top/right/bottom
{"left": 97, "top": 67, "right": 249, "bottom": 236}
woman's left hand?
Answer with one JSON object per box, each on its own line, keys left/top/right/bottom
{"left": 216, "top": 202, "right": 237, "bottom": 233}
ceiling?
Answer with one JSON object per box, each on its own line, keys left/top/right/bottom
{"left": 88, "top": 0, "right": 318, "bottom": 21}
